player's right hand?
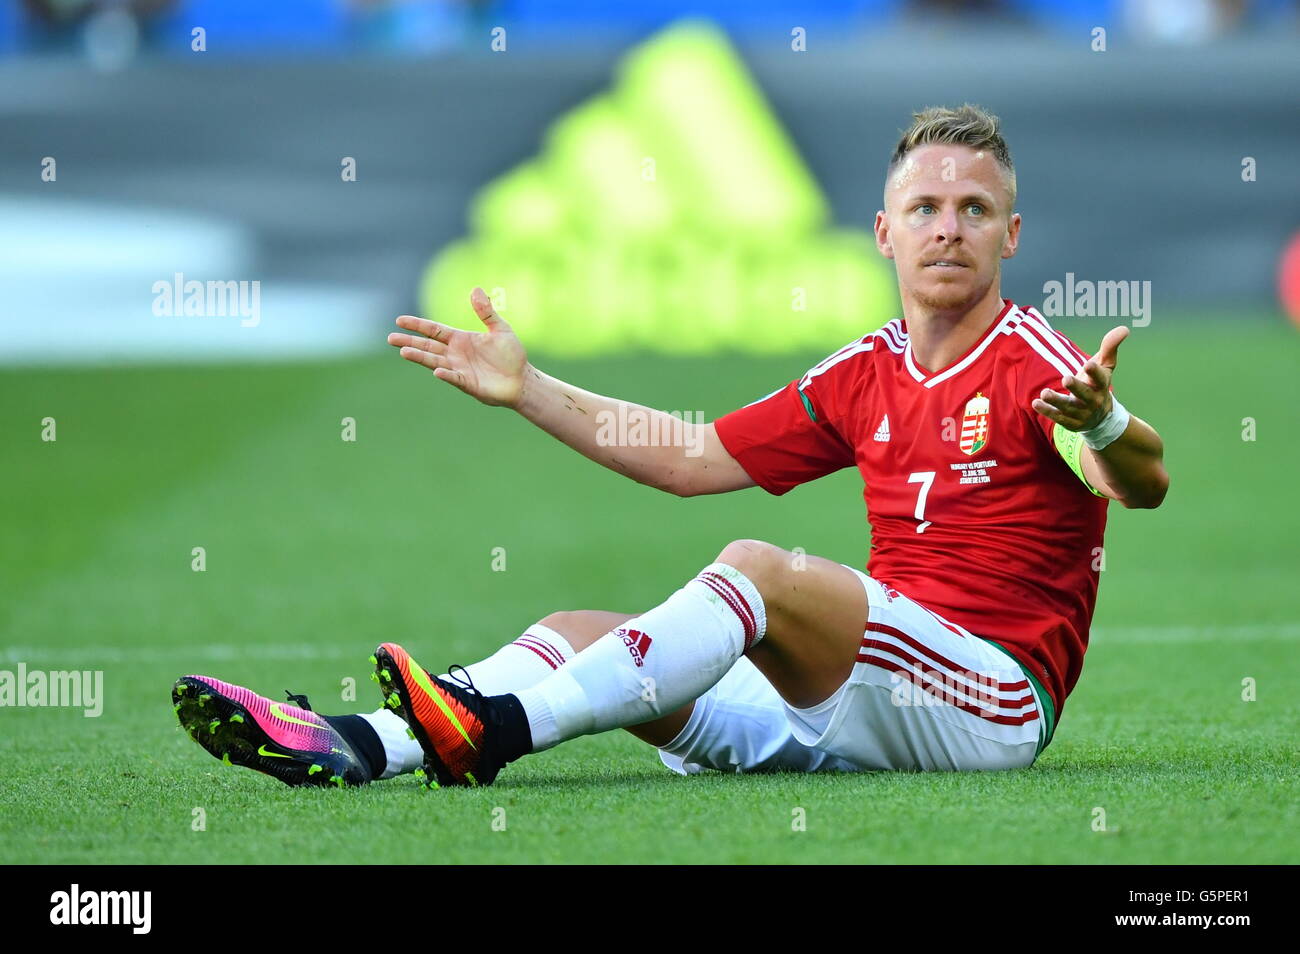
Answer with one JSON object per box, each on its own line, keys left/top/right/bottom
{"left": 387, "top": 288, "right": 528, "bottom": 408}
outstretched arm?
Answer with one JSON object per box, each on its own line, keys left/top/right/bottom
{"left": 388, "top": 288, "right": 754, "bottom": 497}
{"left": 1033, "top": 325, "right": 1169, "bottom": 510}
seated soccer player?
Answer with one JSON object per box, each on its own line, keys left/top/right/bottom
{"left": 173, "top": 104, "right": 1168, "bottom": 788}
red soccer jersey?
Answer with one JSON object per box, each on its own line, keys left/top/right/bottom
{"left": 713, "top": 299, "right": 1109, "bottom": 726}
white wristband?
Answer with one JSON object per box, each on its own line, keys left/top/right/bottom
{"left": 1081, "top": 395, "right": 1130, "bottom": 450}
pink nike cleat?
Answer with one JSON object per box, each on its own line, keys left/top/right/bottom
{"left": 172, "top": 675, "right": 369, "bottom": 788}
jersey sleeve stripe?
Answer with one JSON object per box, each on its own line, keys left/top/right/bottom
{"left": 873, "top": 330, "right": 905, "bottom": 354}
{"left": 878, "top": 320, "right": 906, "bottom": 350}
{"left": 798, "top": 339, "right": 874, "bottom": 390}
{"left": 740, "top": 386, "right": 785, "bottom": 409}
{"left": 1023, "top": 308, "right": 1088, "bottom": 367}
{"left": 1014, "top": 323, "right": 1075, "bottom": 379}
{"left": 800, "top": 335, "right": 870, "bottom": 372}
{"left": 818, "top": 335, "right": 873, "bottom": 368}
{"left": 1024, "top": 305, "right": 1083, "bottom": 358}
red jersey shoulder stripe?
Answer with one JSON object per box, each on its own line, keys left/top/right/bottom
{"left": 874, "top": 331, "right": 904, "bottom": 355}
{"left": 1024, "top": 306, "right": 1090, "bottom": 364}
{"left": 1019, "top": 309, "right": 1086, "bottom": 373}
{"left": 1014, "top": 309, "right": 1086, "bottom": 380}
{"left": 798, "top": 335, "right": 876, "bottom": 390}
{"left": 877, "top": 319, "right": 907, "bottom": 351}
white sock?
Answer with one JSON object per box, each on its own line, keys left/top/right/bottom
{"left": 361, "top": 623, "right": 576, "bottom": 779}
{"left": 515, "top": 562, "right": 767, "bottom": 752}
{"left": 439, "top": 624, "right": 576, "bottom": 696}
{"left": 358, "top": 708, "right": 424, "bottom": 779}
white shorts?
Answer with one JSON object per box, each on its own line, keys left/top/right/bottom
{"left": 659, "top": 566, "right": 1050, "bottom": 775}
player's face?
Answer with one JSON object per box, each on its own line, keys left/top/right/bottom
{"left": 875, "top": 144, "right": 1020, "bottom": 314}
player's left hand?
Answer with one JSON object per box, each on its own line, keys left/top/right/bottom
{"left": 1032, "top": 325, "right": 1129, "bottom": 432}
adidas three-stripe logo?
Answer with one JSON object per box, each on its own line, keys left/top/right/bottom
{"left": 873, "top": 415, "right": 891, "bottom": 443}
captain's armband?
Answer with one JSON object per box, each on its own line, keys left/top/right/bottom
{"left": 1052, "top": 423, "right": 1106, "bottom": 497}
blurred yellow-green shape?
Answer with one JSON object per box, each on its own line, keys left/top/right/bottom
{"left": 546, "top": 96, "right": 678, "bottom": 239}
{"left": 616, "top": 20, "right": 828, "bottom": 237}
{"left": 421, "top": 19, "right": 895, "bottom": 358}
{"left": 471, "top": 162, "right": 567, "bottom": 239}
{"left": 425, "top": 232, "right": 896, "bottom": 358}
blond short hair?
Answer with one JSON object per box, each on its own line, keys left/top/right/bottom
{"left": 887, "top": 104, "right": 1016, "bottom": 204}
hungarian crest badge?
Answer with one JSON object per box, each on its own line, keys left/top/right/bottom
{"left": 959, "top": 393, "right": 990, "bottom": 456}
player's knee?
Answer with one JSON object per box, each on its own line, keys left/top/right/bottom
{"left": 537, "top": 610, "right": 586, "bottom": 635}
{"left": 716, "top": 538, "right": 785, "bottom": 587}
{"left": 537, "top": 611, "right": 603, "bottom": 655}
{"left": 537, "top": 610, "right": 631, "bottom": 652}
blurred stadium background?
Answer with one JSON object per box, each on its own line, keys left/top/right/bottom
{"left": 3, "top": 0, "right": 1299, "bottom": 363}
{"left": 1, "top": 1, "right": 1297, "bottom": 864}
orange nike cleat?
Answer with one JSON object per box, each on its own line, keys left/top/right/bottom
{"left": 371, "top": 642, "right": 519, "bottom": 788}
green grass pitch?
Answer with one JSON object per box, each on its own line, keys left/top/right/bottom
{"left": 1, "top": 317, "right": 1296, "bottom": 864}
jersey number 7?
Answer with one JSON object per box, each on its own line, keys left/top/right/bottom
{"left": 908, "top": 471, "right": 935, "bottom": 534}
